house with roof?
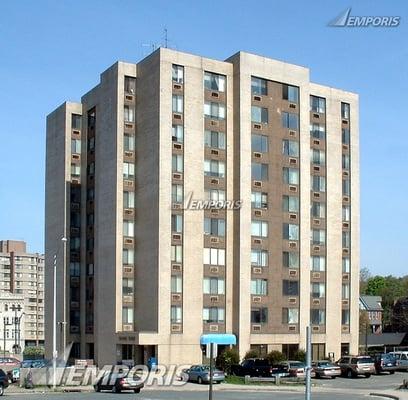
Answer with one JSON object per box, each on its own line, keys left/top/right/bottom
{"left": 359, "top": 295, "right": 383, "bottom": 334}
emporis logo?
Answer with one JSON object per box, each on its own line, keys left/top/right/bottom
{"left": 328, "top": 8, "right": 400, "bottom": 28}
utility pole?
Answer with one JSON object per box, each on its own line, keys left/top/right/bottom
{"left": 209, "top": 342, "right": 213, "bottom": 400}
{"left": 52, "top": 253, "right": 57, "bottom": 390}
{"left": 305, "top": 325, "right": 311, "bottom": 400}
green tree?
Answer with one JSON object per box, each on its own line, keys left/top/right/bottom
{"left": 266, "top": 350, "right": 286, "bottom": 365}
{"left": 23, "top": 346, "right": 44, "bottom": 360}
{"left": 366, "top": 276, "right": 386, "bottom": 295}
{"left": 217, "top": 348, "right": 240, "bottom": 374}
{"left": 293, "top": 349, "right": 306, "bottom": 363}
{"left": 243, "top": 349, "right": 260, "bottom": 360}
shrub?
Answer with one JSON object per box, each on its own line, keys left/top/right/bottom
{"left": 266, "top": 350, "right": 286, "bottom": 365}
{"left": 293, "top": 349, "right": 306, "bottom": 363}
{"left": 243, "top": 349, "right": 260, "bottom": 360}
{"left": 23, "top": 346, "right": 45, "bottom": 360}
{"left": 217, "top": 348, "right": 240, "bottom": 374}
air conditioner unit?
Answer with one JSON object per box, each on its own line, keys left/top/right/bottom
{"left": 172, "top": 294, "right": 182, "bottom": 302}
{"left": 209, "top": 325, "right": 219, "bottom": 332}
{"left": 210, "top": 120, "right": 219, "bottom": 127}
{"left": 289, "top": 130, "right": 296, "bottom": 136}
{"left": 252, "top": 324, "right": 261, "bottom": 332}
{"left": 210, "top": 296, "right": 219, "bottom": 303}
{"left": 254, "top": 181, "right": 262, "bottom": 187}
{"left": 173, "top": 143, "right": 182, "bottom": 150}
{"left": 312, "top": 272, "right": 321, "bottom": 279}
{"left": 253, "top": 267, "right": 262, "bottom": 274}
{"left": 210, "top": 179, "right": 219, "bottom": 185}
{"left": 288, "top": 297, "right": 297, "bottom": 304}
{"left": 253, "top": 95, "right": 261, "bottom": 101}
{"left": 211, "top": 149, "right": 219, "bottom": 155}
{"left": 312, "top": 299, "right": 321, "bottom": 306}
{"left": 253, "top": 152, "right": 262, "bottom": 158}
{"left": 123, "top": 324, "right": 133, "bottom": 332}
{"left": 172, "top": 234, "right": 182, "bottom": 241}
{"left": 289, "top": 185, "right": 297, "bottom": 192}
{"left": 171, "top": 324, "right": 182, "bottom": 332}
{"left": 289, "top": 103, "right": 296, "bottom": 109}
{"left": 254, "top": 210, "right": 262, "bottom": 217}
{"left": 173, "top": 173, "right": 182, "bottom": 180}
{"left": 312, "top": 326, "right": 320, "bottom": 332}
{"left": 253, "top": 238, "right": 262, "bottom": 245}
{"left": 210, "top": 267, "right": 219, "bottom": 273}
{"left": 173, "top": 84, "right": 182, "bottom": 90}
{"left": 252, "top": 296, "right": 261, "bottom": 303}
{"left": 288, "top": 325, "right": 297, "bottom": 331}
{"left": 253, "top": 123, "right": 261, "bottom": 130}
{"left": 125, "top": 95, "right": 134, "bottom": 101}
{"left": 289, "top": 158, "right": 297, "bottom": 165}
{"left": 173, "top": 113, "right": 182, "bottom": 120}
{"left": 289, "top": 269, "right": 298, "bottom": 277}
{"left": 172, "top": 264, "right": 182, "bottom": 272}
{"left": 210, "top": 237, "right": 219, "bottom": 243}
{"left": 289, "top": 242, "right": 297, "bottom": 249}
{"left": 211, "top": 92, "right": 219, "bottom": 98}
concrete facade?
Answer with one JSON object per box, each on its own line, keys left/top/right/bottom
{"left": 45, "top": 48, "right": 359, "bottom": 366}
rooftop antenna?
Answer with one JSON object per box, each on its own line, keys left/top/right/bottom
{"left": 141, "top": 43, "right": 157, "bottom": 57}
{"left": 164, "top": 28, "right": 169, "bottom": 48}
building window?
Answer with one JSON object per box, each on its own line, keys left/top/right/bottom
{"left": 171, "top": 275, "right": 182, "bottom": 293}
{"left": 123, "top": 278, "right": 134, "bottom": 296}
{"left": 283, "top": 195, "right": 299, "bottom": 213}
{"left": 171, "top": 214, "right": 183, "bottom": 233}
{"left": 71, "top": 164, "right": 81, "bottom": 177}
{"left": 341, "top": 102, "right": 350, "bottom": 119}
{"left": 69, "top": 262, "right": 80, "bottom": 277}
{"left": 342, "top": 154, "right": 350, "bottom": 170}
{"left": 204, "top": 218, "right": 225, "bottom": 237}
{"left": 123, "top": 248, "right": 134, "bottom": 265}
{"left": 252, "top": 163, "right": 268, "bottom": 181}
{"left": 124, "top": 76, "right": 136, "bottom": 94}
{"left": 283, "top": 251, "right": 299, "bottom": 269}
{"left": 71, "top": 139, "right": 81, "bottom": 154}
{"left": 311, "top": 283, "right": 325, "bottom": 298}
{"left": 204, "top": 72, "right": 225, "bottom": 92}
{"left": 72, "top": 114, "right": 81, "bottom": 130}
{"left": 172, "top": 95, "right": 183, "bottom": 113}
{"left": 342, "top": 283, "right": 350, "bottom": 299}
{"left": 251, "top": 77, "right": 267, "bottom": 95}
{"left": 283, "top": 223, "right": 299, "bottom": 241}
{"left": 251, "top": 192, "right": 268, "bottom": 209}
{"left": 252, "top": 134, "right": 268, "bottom": 153}
{"left": 283, "top": 167, "right": 299, "bottom": 185}
{"left": 310, "top": 123, "right": 325, "bottom": 139}
{"left": 343, "top": 179, "right": 350, "bottom": 196}
{"left": 311, "top": 175, "right": 326, "bottom": 192}
{"left": 251, "top": 308, "right": 268, "bottom": 324}
{"left": 342, "top": 205, "right": 350, "bottom": 222}
{"left": 342, "top": 309, "right": 350, "bottom": 325}
{"left": 342, "top": 128, "right": 350, "bottom": 145}
{"left": 282, "top": 308, "right": 299, "bottom": 324}
{"left": 311, "top": 149, "right": 325, "bottom": 165}
{"left": 124, "top": 134, "right": 135, "bottom": 151}
{"left": 310, "top": 256, "right": 326, "bottom": 271}
{"left": 205, "top": 130, "right": 225, "bottom": 149}
{"left": 204, "top": 159, "right": 225, "bottom": 178}
{"left": 172, "top": 154, "right": 183, "bottom": 173}
{"left": 311, "top": 309, "right": 325, "bottom": 325}
{"left": 310, "top": 96, "right": 326, "bottom": 113}
{"left": 172, "top": 184, "right": 183, "bottom": 203}
{"left": 282, "top": 140, "right": 299, "bottom": 157}
{"left": 122, "top": 307, "right": 134, "bottom": 324}
{"left": 251, "top": 279, "right": 268, "bottom": 296}
{"left": 171, "top": 245, "right": 182, "bottom": 263}
{"left": 88, "top": 137, "right": 95, "bottom": 151}
{"left": 123, "top": 221, "right": 134, "bottom": 237}
{"left": 282, "top": 112, "right": 299, "bottom": 130}
{"left": 342, "top": 231, "right": 350, "bottom": 249}
{"left": 171, "top": 306, "right": 182, "bottom": 323}
{"left": 251, "top": 249, "right": 268, "bottom": 267}
{"left": 123, "top": 191, "right": 135, "bottom": 209}
{"left": 251, "top": 220, "right": 268, "bottom": 237}
{"left": 203, "top": 307, "right": 224, "bottom": 323}
{"left": 311, "top": 202, "right": 325, "bottom": 218}
{"left": 203, "top": 248, "right": 225, "bottom": 266}
{"left": 172, "top": 125, "right": 184, "bottom": 143}
{"left": 205, "top": 189, "right": 225, "bottom": 202}
{"left": 283, "top": 280, "right": 299, "bottom": 296}
{"left": 124, "top": 105, "right": 135, "bottom": 122}
{"left": 203, "top": 277, "right": 225, "bottom": 295}
{"left": 342, "top": 257, "right": 350, "bottom": 273}
{"left": 282, "top": 84, "right": 299, "bottom": 103}
{"left": 251, "top": 106, "right": 268, "bottom": 124}
{"left": 172, "top": 65, "right": 184, "bottom": 84}
{"left": 204, "top": 102, "right": 225, "bottom": 119}
{"left": 311, "top": 229, "right": 326, "bottom": 245}
{"left": 123, "top": 162, "right": 135, "bottom": 179}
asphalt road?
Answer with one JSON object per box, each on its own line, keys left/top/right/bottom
{"left": 4, "top": 392, "right": 369, "bottom": 400}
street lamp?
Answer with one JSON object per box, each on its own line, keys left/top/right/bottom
{"left": 52, "top": 236, "right": 67, "bottom": 390}
{"left": 3, "top": 318, "right": 12, "bottom": 357}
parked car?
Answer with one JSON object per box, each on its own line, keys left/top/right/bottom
{"left": 389, "top": 351, "right": 408, "bottom": 372}
{"left": 186, "top": 365, "right": 225, "bottom": 384}
{"left": 312, "top": 361, "right": 341, "bottom": 379}
{"left": 231, "top": 358, "right": 274, "bottom": 377}
{"left": 0, "top": 357, "right": 20, "bottom": 374}
{"left": 20, "top": 359, "right": 47, "bottom": 369}
{"left": 0, "top": 368, "right": 10, "bottom": 396}
{"left": 280, "top": 361, "right": 315, "bottom": 378}
{"left": 372, "top": 354, "right": 397, "bottom": 375}
{"left": 94, "top": 372, "right": 144, "bottom": 393}
{"left": 336, "top": 355, "right": 375, "bottom": 378}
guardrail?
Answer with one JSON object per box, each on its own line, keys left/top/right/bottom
{"left": 243, "top": 375, "right": 305, "bottom": 385}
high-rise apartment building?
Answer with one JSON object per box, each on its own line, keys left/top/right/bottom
{"left": 0, "top": 240, "right": 45, "bottom": 349}
{"left": 45, "top": 48, "right": 359, "bottom": 366}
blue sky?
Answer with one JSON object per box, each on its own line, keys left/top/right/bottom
{"left": 0, "top": 0, "right": 407, "bottom": 276}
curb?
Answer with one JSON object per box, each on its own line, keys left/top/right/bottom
{"left": 369, "top": 393, "right": 399, "bottom": 400}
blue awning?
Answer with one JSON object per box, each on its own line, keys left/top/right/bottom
{"left": 200, "top": 334, "right": 237, "bottom": 345}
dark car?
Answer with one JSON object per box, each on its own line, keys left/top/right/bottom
{"left": 231, "top": 358, "right": 274, "bottom": 377}
{"left": 0, "top": 369, "right": 10, "bottom": 396}
{"left": 373, "top": 354, "right": 397, "bottom": 375}
{"left": 94, "top": 372, "right": 144, "bottom": 393}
